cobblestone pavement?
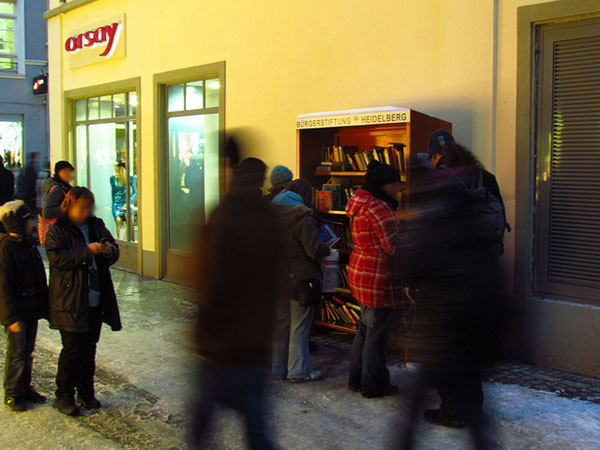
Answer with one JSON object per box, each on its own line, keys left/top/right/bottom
{"left": 313, "top": 332, "right": 600, "bottom": 404}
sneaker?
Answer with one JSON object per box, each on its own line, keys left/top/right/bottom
{"left": 53, "top": 397, "right": 81, "bottom": 416}
{"left": 289, "top": 370, "right": 322, "bottom": 383}
{"left": 424, "top": 409, "right": 466, "bottom": 429}
{"left": 274, "top": 375, "right": 287, "bottom": 381}
{"left": 361, "top": 384, "right": 400, "bottom": 399}
{"left": 77, "top": 395, "right": 101, "bottom": 409}
{"left": 23, "top": 389, "right": 47, "bottom": 404}
{"left": 4, "top": 396, "right": 27, "bottom": 412}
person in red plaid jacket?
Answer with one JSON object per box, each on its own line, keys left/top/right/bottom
{"left": 347, "top": 160, "right": 405, "bottom": 398}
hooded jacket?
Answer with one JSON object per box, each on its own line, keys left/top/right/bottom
{"left": 346, "top": 189, "right": 403, "bottom": 309}
{"left": 45, "top": 215, "right": 121, "bottom": 332}
{"left": 0, "top": 234, "right": 48, "bottom": 325}
{"left": 273, "top": 190, "right": 329, "bottom": 301}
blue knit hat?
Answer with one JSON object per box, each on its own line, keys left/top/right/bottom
{"left": 270, "top": 165, "right": 293, "bottom": 186}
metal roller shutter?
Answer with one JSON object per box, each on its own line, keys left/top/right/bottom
{"left": 535, "top": 18, "right": 600, "bottom": 305}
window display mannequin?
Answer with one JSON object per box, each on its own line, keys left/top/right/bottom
{"left": 109, "top": 161, "right": 136, "bottom": 240}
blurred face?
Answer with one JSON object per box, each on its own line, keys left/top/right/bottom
{"left": 382, "top": 182, "right": 403, "bottom": 200}
{"left": 67, "top": 198, "right": 94, "bottom": 225}
{"left": 58, "top": 168, "right": 74, "bottom": 184}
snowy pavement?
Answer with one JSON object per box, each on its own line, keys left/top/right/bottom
{"left": 0, "top": 269, "right": 598, "bottom": 449}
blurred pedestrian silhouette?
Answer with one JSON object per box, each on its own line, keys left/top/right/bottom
{"left": 391, "top": 132, "right": 505, "bottom": 449}
{"left": 190, "top": 135, "right": 283, "bottom": 450}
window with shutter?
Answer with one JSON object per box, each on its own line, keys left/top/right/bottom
{"left": 534, "top": 17, "right": 600, "bottom": 305}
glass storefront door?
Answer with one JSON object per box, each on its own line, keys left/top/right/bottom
{"left": 72, "top": 93, "right": 138, "bottom": 243}
{"left": 165, "top": 79, "right": 221, "bottom": 252}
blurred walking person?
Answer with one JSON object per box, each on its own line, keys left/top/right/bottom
{"left": 16, "top": 152, "right": 40, "bottom": 215}
{"left": 272, "top": 178, "right": 329, "bottom": 383}
{"left": 45, "top": 187, "right": 121, "bottom": 416}
{"left": 191, "top": 138, "right": 283, "bottom": 449}
{"left": 393, "top": 132, "right": 505, "bottom": 449}
{"left": 347, "top": 161, "right": 404, "bottom": 398}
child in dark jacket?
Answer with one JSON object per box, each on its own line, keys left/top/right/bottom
{"left": 0, "top": 200, "right": 49, "bottom": 412}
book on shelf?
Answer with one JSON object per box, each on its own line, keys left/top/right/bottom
{"left": 322, "top": 184, "right": 341, "bottom": 210}
{"left": 316, "top": 190, "right": 333, "bottom": 211}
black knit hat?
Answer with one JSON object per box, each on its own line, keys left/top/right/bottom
{"left": 287, "top": 178, "right": 313, "bottom": 206}
{"left": 0, "top": 200, "right": 32, "bottom": 235}
{"left": 365, "top": 160, "right": 401, "bottom": 186}
{"left": 54, "top": 160, "right": 74, "bottom": 176}
{"left": 428, "top": 129, "right": 455, "bottom": 157}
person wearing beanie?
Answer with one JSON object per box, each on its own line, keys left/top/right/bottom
{"left": 346, "top": 160, "right": 405, "bottom": 398}
{"left": 272, "top": 178, "right": 329, "bottom": 383}
{"left": 266, "top": 165, "right": 293, "bottom": 201}
{"left": 0, "top": 200, "right": 48, "bottom": 411}
{"left": 42, "top": 160, "right": 74, "bottom": 220}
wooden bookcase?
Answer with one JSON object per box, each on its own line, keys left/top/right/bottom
{"left": 296, "top": 107, "right": 451, "bottom": 338}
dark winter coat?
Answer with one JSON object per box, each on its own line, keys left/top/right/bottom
{"left": 0, "top": 235, "right": 48, "bottom": 326}
{"left": 193, "top": 185, "right": 284, "bottom": 367}
{"left": 16, "top": 162, "right": 38, "bottom": 204}
{"left": 273, "top": 191, "right": 329, "bottom": 301}
{"left": 0, "top": 165, "right": 14, "bottom": 206}
{"left": 45, "top": 215, "right": 121, "bottom": 332}
{"left": 42, "top": 177, "right": 71, "bottom": 219}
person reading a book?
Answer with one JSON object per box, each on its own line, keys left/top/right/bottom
{"left": 265, "top": 165, "right": 293, "bottom": 201}
{"left": 272, "top": 178, "right": 330, "bottom": 383}
{"left": 346, "top": 160, "right": 405, "bottom": 398}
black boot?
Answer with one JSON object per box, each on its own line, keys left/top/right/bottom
{"left": 4, "top": 396, "right": 27, "bottom": 412}
{"left": 53, "top": 396, "right": 81, "bottom": 416}
{"left": 23, "top": 388, "right": 47, "bottom": 404}
{"left": 77, "top": 394, "right": 101, "bottom": 409}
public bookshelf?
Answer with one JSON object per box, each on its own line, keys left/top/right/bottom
{"left": 296, "top": 106, "right": 451, "bottom": 338}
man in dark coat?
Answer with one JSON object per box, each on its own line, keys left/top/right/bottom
{"left": 191, "top": 143, "right": 283, "bottom": 449}
{"left": 0, "top": 155, "right": 14, "bottom": 206}
{"left": 0, "top": 200, "right": 48, "bottom": 411}
{"left": 45, "top": 187, "right": 120, "bottom": 416}
{"left": 16, "top": 152, "right": 40, "bottom": 214}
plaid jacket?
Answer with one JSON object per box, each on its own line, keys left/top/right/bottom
{"left": 346, "top": 189, "right": 403, "bottom": 309}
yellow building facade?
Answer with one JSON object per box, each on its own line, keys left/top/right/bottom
{"left": 45, "top": 0, "right": 600, "bottom": 376}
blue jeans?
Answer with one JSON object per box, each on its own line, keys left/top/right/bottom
{"left": 4, "top": 320, "right": 38, "bottom": 397}
{"left": 190, "top": 361, "right": 276, "bottom": 450}
{"left": 272, "top": 299, "right": 314, "bottom": 380}
{"left": 349, "top": 305, "right": 402, "bottom": 396}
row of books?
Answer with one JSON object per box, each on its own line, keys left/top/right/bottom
{"left": 320, "top": 296, "right": 361, "bottom": 327}
{"left": 320, "top": 144, "right": 407, "bottom": 172}
{"left": 316, "top": 184, "right": 362, "bottom": 211}
{"left": 339, "top": 264, "right": 349, "bottom": 289}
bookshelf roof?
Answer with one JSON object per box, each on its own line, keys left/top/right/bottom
{"left": 296, "top": 106, "right": 410, "bottom": 129}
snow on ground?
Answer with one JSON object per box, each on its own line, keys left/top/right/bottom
{"left": 0, "top": 269, "right": 598, "bottom": 449}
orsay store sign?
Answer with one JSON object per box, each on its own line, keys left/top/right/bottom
{"left": 65, "top": 14, "right": 126, "bottom": 69}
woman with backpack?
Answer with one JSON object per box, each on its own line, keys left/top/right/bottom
{"left": 272, "top": 179, "right": 330, "bottom": 383}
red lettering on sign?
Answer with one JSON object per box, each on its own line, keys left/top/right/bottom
{"left": 64, "top": 21, "right": 122, "bottom": 57}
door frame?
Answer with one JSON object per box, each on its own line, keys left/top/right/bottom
{"left": 515, "top": 0, "right": 600, "bottom": 371}
{"left": 153, "top": 61, "right": 226, "bottom": 281}
{"left": 63, "top": 77, "right": 143, "bottom": 274}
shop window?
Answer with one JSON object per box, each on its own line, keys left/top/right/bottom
{"left": 72, "top": 92, "right": 138, "bottom": 243}
{"left": 0, "top": 114, "right": 22, "bottom": 168}
{"left": 166, "top": 78, "right": 221, "bottom": 252}
{"left": 0, "top": 0, "right": 20, "bottom": 74}
{"left": 534, "top": 17, "right": 600, "bottom": 305}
